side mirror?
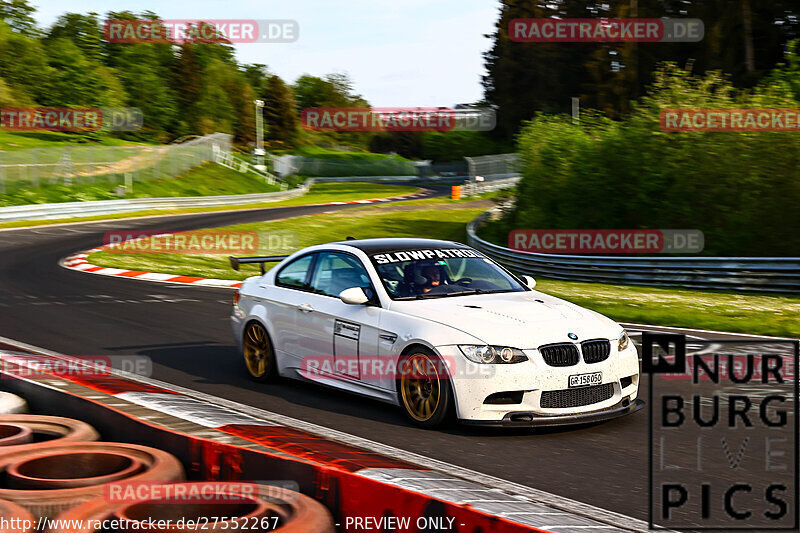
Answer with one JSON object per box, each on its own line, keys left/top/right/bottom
{"left": 339, "top": 287, "right": 369, "bottom": 305}
{"left": 521, "top": 275, "right": 537, "bottom": 289}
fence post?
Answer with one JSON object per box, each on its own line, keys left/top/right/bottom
{"left": 464, "top": 157, "right": 475, "bottom": 180}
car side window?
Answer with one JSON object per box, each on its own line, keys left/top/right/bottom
{"left": 276, "top": 254, "right": 315, "bottom": 291}
{"left": 310, "top": 252, "right": 374, "bottom": 299}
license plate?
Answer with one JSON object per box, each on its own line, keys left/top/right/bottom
{"left": 569, "top": 372, "right": 602, "bottom": 388}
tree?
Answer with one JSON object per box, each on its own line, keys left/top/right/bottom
{"left": 483, "top": 0, "right": 579, "bottom": 138}
{"left": 171, "top": 43, "right": 204, "bottom": 134}
{"left": 0, "top": 0, "right": 37, "bottom": 36}
{"left": 0, "top": 76, "right": 18, "bottom": 106}
{"left": 101, "top": 11, "right": 178, "bottom": 139}
{"left": 46, "top": 12, "right": 103, "bottom": 62}
{"left": 243, "top": 64, "right": 270, "bottom": 98}
{"left": 483, "top": 0, "right": 800, "bottom": 138}
{"left": 223, "top": 70, "right": 256, "bottom": 145}
{"left": 0, "top": 21, "right": 54, "bottom": 103}
{"left": 40, "top": 38, "right": 117, "bottom": 106}
{"left": 293, "top": 72, "right": 366, "bottom": 111}
{"left": 195, "top": 59, "right": 236, "bottom": 135}
{"left": 262, "top": 75, "right": 298, "bottom": 146}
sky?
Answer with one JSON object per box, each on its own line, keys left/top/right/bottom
{"left": 30, "top": 0, "right": 501, "bottom": 107}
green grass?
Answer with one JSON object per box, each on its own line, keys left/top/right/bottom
{"left": 288, "top": 146, "right": 411, "bottom": 161}
{"left": 535, "top": 279, "right": 800, "bottom": 339}
{"left": 0, "top": 163, "right": 281, "bottom": 206}
{"left": 0, "top": 131, "right": 146, "bottom": 151}
{"left": 88, "top": 200, "right": 487, "bottom": 280}
{"left": 87, "top": 198, "right": 800, "bottom": 338}
{"left": 0, "top": 182, "right": 420, "bottom": 229}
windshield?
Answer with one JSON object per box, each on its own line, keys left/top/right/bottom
{"left": 370, "top": 248, "right": 527, "bottom": 300}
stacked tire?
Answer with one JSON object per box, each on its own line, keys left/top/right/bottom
{"left": 0, "top": 415, "right": 100, "bottom": 450}
{"left": 0, "top": 442, "right": 184, "bottom": 518}
{"left": 0, "top": 407, "right": 334, "bottom": 532}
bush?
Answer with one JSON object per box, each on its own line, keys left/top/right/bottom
{"left": 491, "top": 63, "right": 800, "bottom": 257}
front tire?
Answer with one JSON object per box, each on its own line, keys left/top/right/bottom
{"left": 397, "top": 349, "right": 454, "bottom": 429}
{"left": 242, "top": 321, "right": 276, "bottom": 383}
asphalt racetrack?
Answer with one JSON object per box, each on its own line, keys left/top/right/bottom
{"left": 0, "top": 198, "right": 792, "bottom": 523}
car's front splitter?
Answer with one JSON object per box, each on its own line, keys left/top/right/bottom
{"left": 460, "top": 398, "right": 645, "bottom": 428}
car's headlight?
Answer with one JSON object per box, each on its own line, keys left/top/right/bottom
{"left": 458, "top": 345, "right": 528, "bottom": 364}
{"left": 618, "top": 331, "right": 630, "bottom": 352}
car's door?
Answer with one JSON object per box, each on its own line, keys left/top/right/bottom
{"left": 269, "top": 253, "right": 318, "bottom": 358}
{"left": 298, "top": 251, "right": 383, "bottom": 383}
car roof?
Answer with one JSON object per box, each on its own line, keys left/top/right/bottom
{"left": 331, "top": 238, "right": 472, "bottom": 255}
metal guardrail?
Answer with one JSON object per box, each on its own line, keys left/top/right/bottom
{"left": 0, "top": 173, "right": 432, "bottom": 223}
{"left": 467, "top": 211, "right": 800, "bottom": 294}
{"left": 0, "top": 183, "right": 312, "bottom": 223}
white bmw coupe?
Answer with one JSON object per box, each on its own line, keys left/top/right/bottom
{"left": 230, "top": 238, "right": 643, "bottom": 428}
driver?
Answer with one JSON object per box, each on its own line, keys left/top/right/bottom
{"left": 419, "top": 264, "right": 441, "bottom": 293}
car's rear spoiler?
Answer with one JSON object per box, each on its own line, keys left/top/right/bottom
{"left": 229, "top": 255, "right": 289, "bottom": 274}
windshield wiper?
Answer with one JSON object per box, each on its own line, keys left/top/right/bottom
{"left": 394, "top": 289, "right": 514, "bottom": 300}
{"left": 418, "top": 289, "right": 489, "bottom": 299}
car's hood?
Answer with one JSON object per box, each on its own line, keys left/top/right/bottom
{"left": 389, "top": 290, "right": 622, "bottom": 348}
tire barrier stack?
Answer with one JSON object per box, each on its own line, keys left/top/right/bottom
{"left": 0, "top": 442, "right": 184, "bottom": 518}
{"left": 0, "top": 499, "right": 34, "bottom": 533}
{"left": 0, "top": 401, "right": 336, "bottom": 532}
{"left": 1, "top": 356, "right": 632, "bottom": 532}
{"left": 0, "top": 415, "right": 99, "bottom": 449}
{"left": 0, "top": 392, "right": 29, "bottom": 415}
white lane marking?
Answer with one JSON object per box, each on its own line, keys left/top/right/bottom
{"left": 192, "top": 279, "right": 242, "bottom": 287}
{"left": 137, "top": 273, "right": 179, "bottom": 281}
{"left": 0, "top": 334, "right": 652, "bottom": 533}
{"left": 117, "top": 392, "right": 276, "bottom": 427}
{"left": 93, "top": 267, "right": 129, "bottom": 275}
{"left": 69, "top": 264, "right": 98, "bottom": 271}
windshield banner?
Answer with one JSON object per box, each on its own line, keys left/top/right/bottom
{"left": 372, "top": 249, "right": 481, "bottom": 264}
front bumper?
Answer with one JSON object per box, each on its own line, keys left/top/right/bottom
{"left": 437, "top": 342, "right": 641, "bottom": 424}
{"left": 462, "top": 398, "right": 645, "bottom": 427}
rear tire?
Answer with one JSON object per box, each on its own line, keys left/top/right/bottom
{"left": 242, "top": 321, "right": 276, "bottom": 383}
{"left": 397, "top": 348, "right": 454, "bottom": 429}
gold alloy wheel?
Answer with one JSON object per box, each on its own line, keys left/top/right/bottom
{"left": 243, "top": 322, "right": 271, "bottom": 378}
{"left": 400, "top": 353, "right": 442, "bottom": 422}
